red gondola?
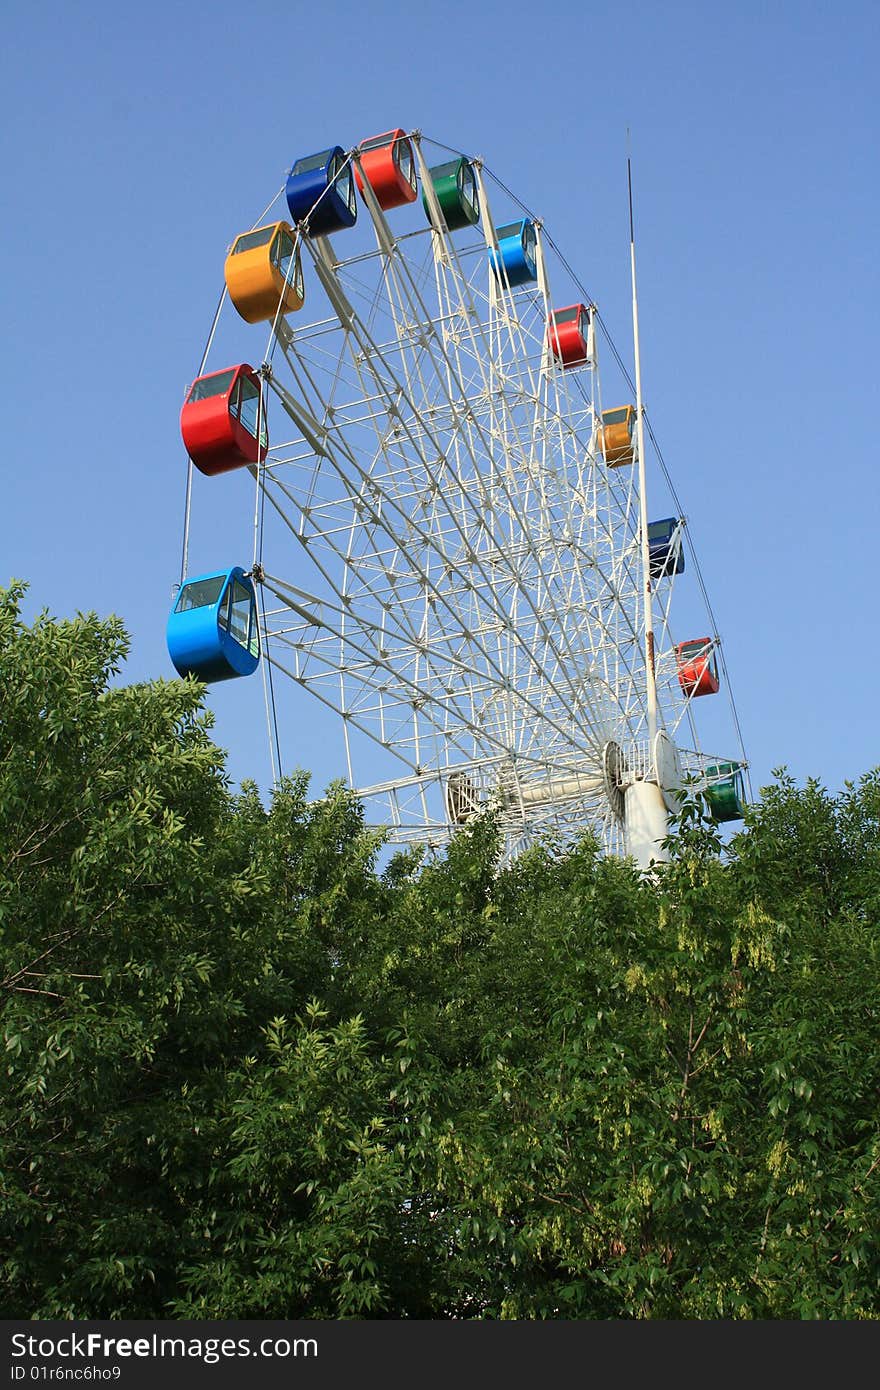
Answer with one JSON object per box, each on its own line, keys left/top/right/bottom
{"left": 355, "top": 129, "right": 418, "bottom": 210}
{"left": 675, "top": 638, "right": 720, "bottom": 697}
{"left": 180, "top": 365, "right": 267, "bottom": 477}
{"left": 547, "top": 304, "right": 591, "bottom": 368}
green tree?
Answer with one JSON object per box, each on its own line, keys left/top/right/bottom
{"left": 1, "top": 583, "right": 878, "bottom": 1318}
{"left": 0, "top": 584, "right": 405, "bottom": 1317}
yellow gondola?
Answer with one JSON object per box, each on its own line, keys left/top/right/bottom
{"left": 224, "top": 221, "right": 305, "bottom": 325}
{"left": 599, "top": 404, "right": 636, "bottom": 467}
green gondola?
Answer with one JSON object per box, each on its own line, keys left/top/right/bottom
{"left": 422, "top": 157, "right": 480, "bottom": 231}
{"left": 704, "top": 763, "right": 746, "bottom": 822}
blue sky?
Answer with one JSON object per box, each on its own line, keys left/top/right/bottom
{"left": 4, "top": 0, "right": 878, "bottom": 811}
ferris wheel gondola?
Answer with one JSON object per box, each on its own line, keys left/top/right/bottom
{"left": 170, "top": 128, "right": 749, "bottom": 866}
{"left": 167, "top": 567, "right": 260, "bottom": 683}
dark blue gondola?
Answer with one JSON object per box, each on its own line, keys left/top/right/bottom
{"left": 167, "top": 567, "right": 260, "bottom": 683}
{"left": 285, "top": 146, "right": 358, "bottom": 236}
{"left": 648, "top": 517, "right": 685, "bottom": 578}
{"left": 488, "top": 219, "right": 538, "bottom": 287}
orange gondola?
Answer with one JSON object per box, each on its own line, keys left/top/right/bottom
{"left": 224, "top": 221, "right": 304, "bottom": 325}
{"left": 599, "top": 405, "right": 636, "bottom": 467}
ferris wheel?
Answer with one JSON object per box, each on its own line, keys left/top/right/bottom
{"left": 169, "top": 129, "right": 749, "bottom": 867}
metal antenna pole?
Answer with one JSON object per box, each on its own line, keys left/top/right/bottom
{"left": 629, "top": 153, "right": 659, "bottom": 752}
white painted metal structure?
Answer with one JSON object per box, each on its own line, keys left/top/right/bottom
{"left": 191, "top": 133, "right": 747, "bottom": 866}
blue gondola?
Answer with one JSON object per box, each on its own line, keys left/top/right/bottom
{"left": 648, "top": 517, "right": 685, "bottom": 578}
{"left": 167, "top": 567, "right": 260, "bottom": 683}
{"left": 285, "top": 146, "right": 358, "bottom": 236}
{"left": 488, "top": 219, "right": 538, "bottom": 287}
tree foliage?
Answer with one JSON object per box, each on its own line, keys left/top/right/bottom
{"left": 1, "top": 583, "right": 878, "bottom": 1318}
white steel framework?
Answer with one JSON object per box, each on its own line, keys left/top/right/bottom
{"left": 184, "top": 132, "right": 748, "bottom": 863}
